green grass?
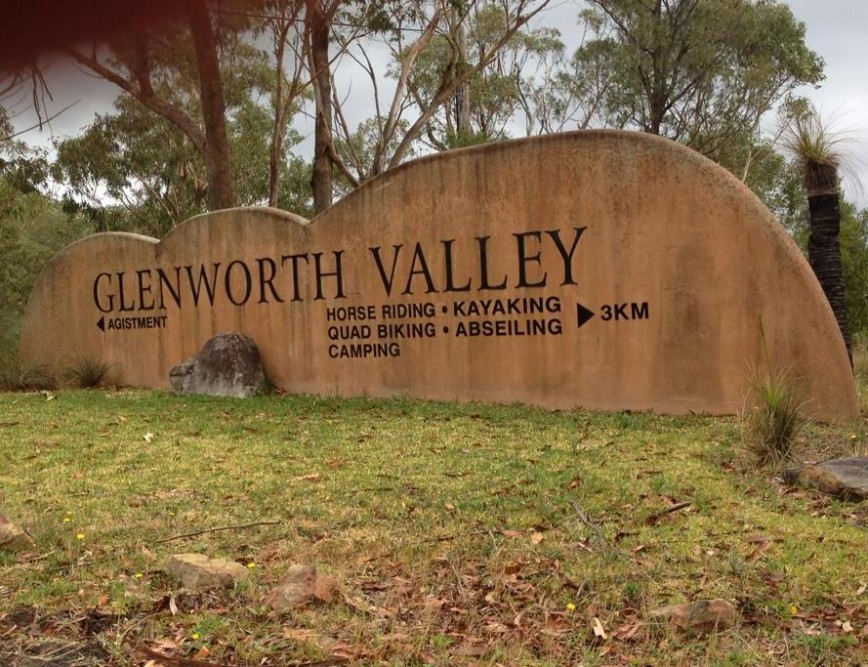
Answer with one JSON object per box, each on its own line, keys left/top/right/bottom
{"left": 0, "top": 389, "right": 866, "bottom": 665}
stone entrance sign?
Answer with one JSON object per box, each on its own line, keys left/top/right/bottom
{"left": 20, "top": 131, "right": 858, "bottom": 421}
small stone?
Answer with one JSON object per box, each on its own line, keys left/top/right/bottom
{"left": 784, "top": 457, "right": 868, "bottom": 501}
{"left": 0, "top": 515, "right": 35, "bottom": 553}
{"left": 647, "top": 599, "right": 738, "bottom": 633}
{"left": 163, "top": 553, "right": 249, "bottom": 591}
{"left": 263, "top": 563, "right": 338, "bottom": 612}
{"left": 169, "top": 332, "right": 268, "bottom": 398}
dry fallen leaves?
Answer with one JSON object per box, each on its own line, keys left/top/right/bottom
{"left": 591, "top": 617, "right": 608, "bottom": 639}
{"left": 614, "top": 621, "right": 644, "bottom": 641}
{"left": 748, "top": 538, "right": 773, "bottom": 562}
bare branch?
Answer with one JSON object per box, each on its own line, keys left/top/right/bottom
{"left": 388, "top": 0, "right": 553, "bottom": 169}
{"left": 1, "top": 101, "right": 78, "bottom": 141}
{"left": 65, "top": 46, "right": 207, "bottom": 155}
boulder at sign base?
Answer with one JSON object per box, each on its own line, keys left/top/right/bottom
{"left": 169, "top": 332, "right": 267, "bottom": 398}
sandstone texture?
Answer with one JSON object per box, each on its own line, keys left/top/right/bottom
{"left": 163, "top": 553, "right": 249, "bottom": 591}
{"left": 20, "top": 133, "right": 858, "bottom": 421}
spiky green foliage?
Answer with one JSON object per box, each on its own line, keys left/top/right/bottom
{"left": 63, "top": 355, "right": 111, "bottom": 388}
{"left": 781, "top": 101, "right": 845, "bottom": 194}
{"left": 0, "top": 359, "right": 57, "bottom": 391}
{"left": 742, "top": 369, "right": 806, "bottom": 465}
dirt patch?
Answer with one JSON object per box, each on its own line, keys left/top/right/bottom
{"left": 0, "top": 638, "right": 112, "bottom": 667}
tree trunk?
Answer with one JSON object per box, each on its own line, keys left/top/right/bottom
{"left": 186, "top": 0, "right": 236, "bottom": 210}
{"left": 268, "top": 28, "right": 287, "bottom": 208}
{"left": 453, "top": 17, "right": 472, "bottom": 143}
{"left": 308, "top": 1, "right": 332, "bottom": 213}
{"left": 808, "top": 191, "right": 852, "bottom": 363}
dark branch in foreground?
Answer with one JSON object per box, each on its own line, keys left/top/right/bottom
{"left": 155, "top": 520, "right": 280, "bottom": 544}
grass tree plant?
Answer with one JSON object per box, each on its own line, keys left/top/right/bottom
{"left": 782, "top": 101, "right": 852, "bottom": 361}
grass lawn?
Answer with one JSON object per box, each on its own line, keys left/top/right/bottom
{"left": 0, "top": 388, "right": 866, "bottom": 666}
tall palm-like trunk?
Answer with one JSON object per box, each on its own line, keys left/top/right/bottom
{"left": 807, "top": 181, "right": 851, "bottom": 362}
{"left": 786, "top": 106, "right": 851, "bottom": 365}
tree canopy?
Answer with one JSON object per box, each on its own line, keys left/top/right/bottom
{"left": 7, "top": 0, "right": 868, "bottom": 346}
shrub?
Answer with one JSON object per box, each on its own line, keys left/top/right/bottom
{"left": 741, "top": 368, "right": 806, "bottom": 466}
{"left": 64, "top": 355, "right": 111, "bottom": 388}
{"left": 852, "top": 333, "right": 868, "bottom": 382}
{"left": 0, "top": 359, "right": 57, "bottom": 391}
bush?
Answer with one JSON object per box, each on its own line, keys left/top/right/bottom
{"left": 0, "top": 358, "right": 57, "bottom": 391}
{"left": 742, "top": 368, "right": 806, "bottom": 465}
{"left": 852, "top": 334, "right": 868, "bottom": 382}
{"left": 64, "top": 355, "right": 111, "bottom": 388}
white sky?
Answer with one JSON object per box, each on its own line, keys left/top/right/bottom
{"left": 7, "top": 0, "right": 868, "bottom": 204}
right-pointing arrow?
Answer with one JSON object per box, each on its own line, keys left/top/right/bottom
{"left": 577, "top": 303, "right": 595, "bottom": 328}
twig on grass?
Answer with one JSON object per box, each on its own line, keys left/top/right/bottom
{"left": 645, "top": 501, "right": 691, "bottom": 525}
{"left": 155, "top": 520, "right": 279, "bottom": 544}
{"left": 655, "top": 529, "right": 748, "bottom": 544}
{"left": 134, "top": 627, "right": 350, "bottom": 666}
{"left": 416, "top": 529, "right": 492, "bottom": 544}
{"left": 17, "top": 549, "right": 56, "bottom": 563}
{"left": 569, "top": 500, "right": 606, "bottom": 545}
{"left": 137, "top": 643, "right": 233, "bottom": 667}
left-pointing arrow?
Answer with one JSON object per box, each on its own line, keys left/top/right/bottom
{"left": 97, "top": 316, "right": 105, "bottom": 332}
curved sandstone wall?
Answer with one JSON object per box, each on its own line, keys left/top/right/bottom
{"left": 20, "top": 131, "right": 858, "bottom": 421}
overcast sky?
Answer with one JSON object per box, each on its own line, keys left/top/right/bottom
{"left": 8, "top": 0, "right": 868, "bottom": 203}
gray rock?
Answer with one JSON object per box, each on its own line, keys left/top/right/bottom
{"left": 0, "top": 515, "right": 35, "bottom": 553}
{"left": 163, "top": 553, "right": 249, "bottom": 591}
{"left": 169, "top": 332, "right": 268, "bottom": 398}
{"left": 783, "top": 457, "right": 868, "bottom": 501}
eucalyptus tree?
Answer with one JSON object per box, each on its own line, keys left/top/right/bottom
{"left": 52, "top": 93, "right": 312, "bottom": 236}
{"left": 323, "top": 0, "right": 554, "bottom": 195}
{"left": 64, "top": 1, "right": 245, "bottom": 210}
{"left": 403, "top": 2, "right": 564, "bottom": 149}
{"left": 63, "top": 0, "right": 313, "bottom": 214}
{"left": 561, "top": 0, "right": 823, "bottom": 190}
